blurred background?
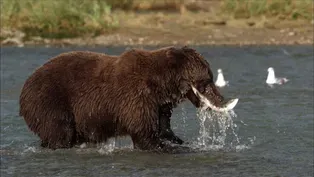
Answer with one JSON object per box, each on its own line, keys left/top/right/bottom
{"left": 1, "top": 1, "right": 313, "bottom": 176}
{"left": 1, "top": 0, "right": 313, "bottom": 47}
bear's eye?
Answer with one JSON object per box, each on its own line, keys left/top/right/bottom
{"left": 203, "top": 79, "right": 212, "bottom": 85}
{"left": 197, "top": 80, "right": 210, "bottom": 93}
{"left": 198, "top": 85, "right": 205, "bottom": 93}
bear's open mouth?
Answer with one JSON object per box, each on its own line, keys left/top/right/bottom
{"left": 191, "top": 86, "right": 239, "bottom": 112}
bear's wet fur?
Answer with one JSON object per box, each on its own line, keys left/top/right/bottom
{"left": 19, "top": 46, "right": 223, "bottom": 152}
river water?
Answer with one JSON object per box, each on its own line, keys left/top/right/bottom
{"left": 1, "top": 45, "right": 313, "bottom": 177}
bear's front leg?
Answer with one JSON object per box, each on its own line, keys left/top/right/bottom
{"left": 159, "top": 103, "right": 183, "bottom": 145}
{"left": 131, "top": 132, "right": 163, "bottom": 151}
{"left": 131, "top": 131, "right": 185, "bottom": 153}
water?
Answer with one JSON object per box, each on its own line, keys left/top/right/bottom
{"left": 1, "top": 45, "right": 313, "bottom": 177}
{"left": 194, "top": 110, "right": 242, "bottom": 151}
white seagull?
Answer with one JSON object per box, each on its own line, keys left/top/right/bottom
{"left": 215, "top": 68, "right": 229, "bottom": 87}
{"left": 266, "top": 67, "right": 289, "bottom": 86}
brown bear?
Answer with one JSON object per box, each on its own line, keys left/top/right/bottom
{"left": 19, "top": 46, "right": 225, "bottom": 152}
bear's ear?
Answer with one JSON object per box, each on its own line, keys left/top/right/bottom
{"left": 166, "top": 47, "right": 185, "bottom": 58}
{"left": 165, "top": 47, "right": 186, "bottom": 67}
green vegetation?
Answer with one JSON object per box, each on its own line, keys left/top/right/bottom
{"left": 1, "top": 0, "right": 119, "bottom": 39}
{"left": 1, "top": 0, "right": 312, "bottom": 40}
{"left": 0, "top": 0, "right": 185, "bottom": 39}
{"left": 221, "top": 0, "right": 313, "bottom": 20}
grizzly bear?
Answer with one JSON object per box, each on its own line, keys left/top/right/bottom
{"left": 19, "top": 46, "right": 225, "bottom": 152}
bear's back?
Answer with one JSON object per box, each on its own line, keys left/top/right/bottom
{"left": 41, "top": 51, "right": 116, "bottom": 77}
{"left": 28, "top": 51, "right": 117, "bottom": 87}
{"left": 20, "top": 51, "right": 118, "bottom": 106}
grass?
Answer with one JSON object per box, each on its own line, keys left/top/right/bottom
{"left": 1, "top": 0, "right": 119, "bottom": 39}
{"left": 1, "top": 0, "right": 312, "bottom": 40}
{"left": 107, "top": 0, "right": 184, "bottom": 10}
{"left": 0, "top": 0, "right": 184, "bottom": 39}
{"left": 221, "top": 0, "right": 313, "bottom": 20}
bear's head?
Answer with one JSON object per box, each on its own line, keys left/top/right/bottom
{"left": 163, "top": 46, "right": 225, "bottom": 109}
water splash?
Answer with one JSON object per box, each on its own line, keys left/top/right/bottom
{"left": 97, "top": 138, "right": 117, "bottom": 155}
{"left": 20, "top": 144, "right": 38, "bottom": 155}
{"left": 181, "top": 107, "right": 187, "bottom": 126}
{"left": 96, "top": 137, "right": 134, "bottom": 155}
{"left": 181, "top": 107, "right": 188, "bottom": 137}
{"left": 192, "top": 109, "right": 253, "bottom": 151}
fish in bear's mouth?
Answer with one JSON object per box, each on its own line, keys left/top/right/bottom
{"left": 191, "top": 86, "right": 239, "bottom": 112}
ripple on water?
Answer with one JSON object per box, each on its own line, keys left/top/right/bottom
{"left": 1, "top": 46, "right": 313, "bottom": 177}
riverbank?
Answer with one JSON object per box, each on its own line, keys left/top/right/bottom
{"left": 1, "top": 0, "right": 313, "bottom": 47}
